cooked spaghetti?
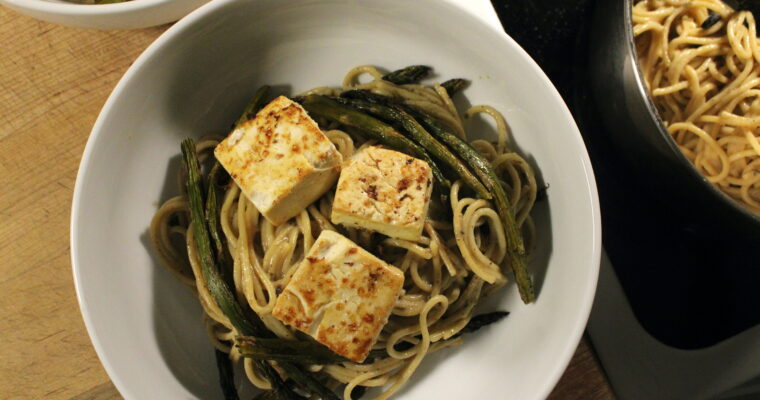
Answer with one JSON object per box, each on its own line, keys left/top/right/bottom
{"left": 149, "top": 66, "right": 538, "bottom": 399}
{"left": 633, "top": 0, "right": 760, "bottom": 214}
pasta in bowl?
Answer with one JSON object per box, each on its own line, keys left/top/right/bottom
{"left": 70, "top": 0, "right": 600, "bottom": 399}
{"left": 149, "top": 66, "right": 540, "bottom": 399}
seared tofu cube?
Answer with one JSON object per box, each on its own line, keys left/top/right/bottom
{"left": 214, "top": 96, "right": 342, "bottom": 225}
{"left": 272, "top": 230, "right": 404, "bottom": 363}
{"left": 331, "top": 146, "right": 433, "bottom": 241}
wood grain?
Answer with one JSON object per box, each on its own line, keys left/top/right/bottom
{"left": 0, "top": 7, "right": 164, "bottom": 400}
{"left": 549, "top": 337, "right": 616, "bottom": 400}
{"left": 0, "top": 6, "right": 614, "bottom": 400}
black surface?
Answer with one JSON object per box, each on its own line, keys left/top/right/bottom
{"left": 490, "top": 0, "right": 760, "bottom": 349}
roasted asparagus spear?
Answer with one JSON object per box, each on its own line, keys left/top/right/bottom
{"left": 440, "top": 79, "right": 468, "bottom": 96}
{"left": 299, "top": 94, "right": 450, "bottom": 188}
{"left": 382, "top": 65, "right": 432, "bottom": 85}
{"left": 183, "top": 139, "right": 338, "bottom": 400}
{"left": 336, "top": 97, "right": 491, "bottom": 199}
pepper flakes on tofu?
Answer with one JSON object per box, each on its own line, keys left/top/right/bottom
{"left": 271, "top": 230, "right": 404, "bottom": 363}
{"left": 214, "top": 96, "right": 342, "bottom": 226}
{"left": 331, "top": 145, "right": 434, "bottom": 241}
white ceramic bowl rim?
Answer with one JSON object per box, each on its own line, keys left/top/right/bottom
{"left": 70, "top": 0, "right": 602, "bottom": 398}
{"left": 2, "top": 0, "right": 172, "bottom": 15}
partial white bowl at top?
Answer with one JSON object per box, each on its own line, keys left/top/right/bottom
{"left": 70, "top": 0, "right": 602, "bottom": 398}
{"left": 0, "top": 0, "right": 208, "bottom": 29}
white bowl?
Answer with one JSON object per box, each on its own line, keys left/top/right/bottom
{"left": 0, "top": 0, "right": 208, "bottom": 29}
{"left": 71, "top": 0, "right": 602, "bottom": 398}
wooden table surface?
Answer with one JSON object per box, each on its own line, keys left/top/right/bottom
{"left": 0, "top": 6, "right": 615, "bottom": 400}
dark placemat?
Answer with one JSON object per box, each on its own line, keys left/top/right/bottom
{"left": 491, "top": 0, "right": 760, "bottom": 349}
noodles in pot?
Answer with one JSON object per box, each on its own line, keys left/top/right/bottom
{"left": 633, "top": 0, "right": 760, "bottom": 214}
{"left": 149, "top": 66, "right": 538, "bottom": 399}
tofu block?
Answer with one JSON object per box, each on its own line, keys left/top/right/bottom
{"left": 272, "top": 230, "right": 404, "bottom": 363}
{"left": 214, "top": 96, "right": 342, "bottom": 225}
{"left": 331, "top": 146, "right": 433, "bottom": 241}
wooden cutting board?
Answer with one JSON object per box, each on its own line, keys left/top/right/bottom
{"left": 0, "top": 6, "right": 614, "bottom": 400}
